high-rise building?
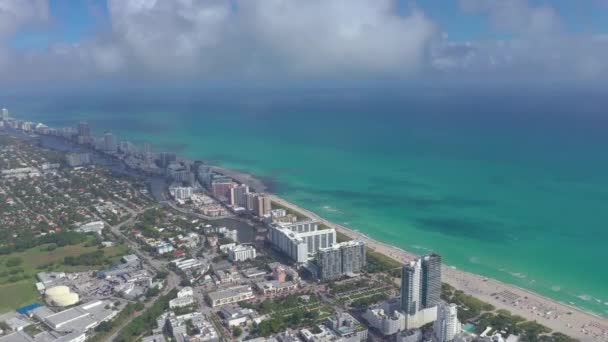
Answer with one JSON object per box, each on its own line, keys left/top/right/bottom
{"left": 268, "top": 222, "right": 336, "bottom": 264}
{"left": 1, "top": 108, "right": 9, "bottom": 121}
{"left": 422, "top": 253, "right": 442, "bottom": 309}
{"left": 66, "top": 153, "right": 91, "bottom": 167}
{"left": 316, "top": 245, "right": 342, "bottom": 281}
{"left": 229, "top": 184, "right": 249, "bottom": 208}
{"left": 78, "top": 121, "right": 90, "bottom": 136}
{"left": 400, "top": 254, "right": 442, "bottom": 329}
{"left": 315, "top": 240, "right": 366, "bottom": 281}
{"left": 341, "top": 240, "right": 367, "bottom": 274}
{"left": 211, "top": 179, "right": 234, "bottom": 201}
{"left": 159, "top": 152, "right": 177, "bottom": 167}
{"left": 103, "top": 132, "right": 116, "bottom": 152}
{"left": 434, "top": 303, "right": 461, "bottom": 342}
{"left": 254, "top": 193, "right": 272, "bottom": 217}
{"left": 77, "top": 121, "right": 91, "bottom": 145}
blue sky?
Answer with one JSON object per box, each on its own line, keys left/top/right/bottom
{"left": 9, "top": 0, "right": 107, "bottom": 49}
{"left": 1, "top": 0, "right": 608, "bottom": 86}
{"left": 9, "top": 0, "right": 608, "bottom": 49}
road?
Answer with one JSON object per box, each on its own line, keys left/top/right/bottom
{"left": 105, "top": 206, "right": 181, "bottom": 342}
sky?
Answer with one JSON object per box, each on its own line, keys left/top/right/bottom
{"left": 1, "top": 0, "right": 608, "bottom": 91}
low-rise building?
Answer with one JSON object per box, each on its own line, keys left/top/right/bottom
{"left": 214, "top": 269, "right": 241, "bottom": 284}
{"left": 300, "top": 325, "right": 340, "bottom": 341}
{"left": 169, "top": 296, "right": 195, "bottom": 309}
{"left": 156, "top": 242, "right": 174, "bottom": 255}
{"left": 397, "top": 328, "right": 423, "bottom": 342}
{"left": 37, "top": 272, "right": 66, "bottom": 285}
{"left": 177, "top": 287, "right": 194, "bottom": 298}
{"left": 228, "top": 244, "right": 257, "bottom": 262}
{"left": 172, "top": 258, "right": 206, "bottom": 271}
{"left": 219, "top": 306, "right": 263, "bottom": 327}
{"left": 168, "top": 312, "right": 218, "bottom": 342}
{"left": 255, "top": 281, "right": 298, "bottom": 295}
{"left": 76, "top": 221, "right": 104, "bottom": 235}
{"left": 241, "top": 268, "right": 268, "bottom": 279}
{"left": 362, "top": 303, "right": 406, "bottom": 336}
{"left": 207, "top": 286, "right": 255, "bottom": 307}
{"left": 31, "top": 300, "right": 118, "bottom": 333}
{"left": 326, "top": 312, "right": 368, "bottom": 341}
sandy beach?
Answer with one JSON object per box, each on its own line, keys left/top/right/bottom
{"left": 268, "top": 194, "right": 608, "bottom": 342}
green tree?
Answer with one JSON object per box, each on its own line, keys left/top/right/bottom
{"left": 233, "top": 326, "right": 243, "bottom": 337}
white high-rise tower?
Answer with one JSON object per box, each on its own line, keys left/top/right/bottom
{"left": 434, "top": 303, "right": 461, "bottom": 342}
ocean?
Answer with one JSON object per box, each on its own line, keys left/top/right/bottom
{"left": 5, "top": 87, "right": 608, "bottom": 317}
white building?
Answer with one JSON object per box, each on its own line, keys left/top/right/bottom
{"left": 268, "top": 221, "right": 336, "bottom": 264}
{"left": 169, "top": 296, "right": 194, "bottom": 309}
{"left": 177, "top": 287, "right": 194, "bottom": 298}
{"left": 362, "top": 302, "right": 406, "bottom": 336}
{"left": 207, "top": 286, "right": 254, "bottom": 307}
{"left": 76, "top": 221, "right": 104, "bottom": 235}
{"left": 228, "top": 245, "right": 257, "bottom": 262}
{"left": 31, "top": 300, "right": 118, "bottom": 333}
{"left": 300, "top": 325, "right": 340, "bottom": 342}
{"left": 172, "top": 258, "right": 206, "bottom": 272}
{"left": 434, "top": 303, "right": 461, "bottom": 342}
{"left": 255, "top": 281, "right": 298, "bottom": 295}
{"left": 156, "top": 242, "right": 174, "bottom": 255}
{"left": 168, "top": 312, "right": 218, "bottom": 342}
{"left": 169, "top": 186, "right": 193, "bottom": 200}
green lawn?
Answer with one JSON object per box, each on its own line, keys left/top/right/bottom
{"left": 0, "top": 241, "right": 128, "bottom": 276}
{"left": 0, "top": 280, "right": 39, "bottom": 313}
{"left": 0, "top": 241, "right": 128, "bottom": 314}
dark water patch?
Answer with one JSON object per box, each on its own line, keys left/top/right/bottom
{"left": 366, "top": 175, "right": 431, "bottom": 190}
{"left": 153, "top": 142, "right": 188, "bottom": 153}
{"left": 488, "top": 175, "right": 511, "bottom": 186}
{"left": 205, "top": 154, "right": 260, "bottom": 166}
{"left": 415, "top": 217, "right": 507, "bottom": 241}
{"left": 258, "top": 175, "right": 293, "bottom": 194}
{"left": 292, "top": 187, "right": 493, "bottom": 211}
{"left": 442, "top": 196, "right": 495, "bottom": 208}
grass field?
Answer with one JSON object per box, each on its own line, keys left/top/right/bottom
{"left": 0, "top": 240, "right": 128, "bottom": 314}
{"left": 0, "top": 280, "right": 39, "bottom": 313}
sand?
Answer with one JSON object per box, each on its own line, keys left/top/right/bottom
{"left": 268, "top": 194, "right": 608, "bottom": 342}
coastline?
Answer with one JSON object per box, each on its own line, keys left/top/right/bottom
{"left": 223, "top": 168, "right": 608, "bottom": 341}
{"left": 5, "top": 125, "right": 607, "bottom": 340}
{"left": 267, "top": 194, "right": 608, "bottom": 341}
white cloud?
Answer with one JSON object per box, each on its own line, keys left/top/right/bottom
{"left": 0, "top": 0, "right": 48, "bottom": 40}
{"left": 434, "top": 0, "right": 608, "bottom": 81}
{"left": 1, "top": 0, "right": 608, "bottom": 85}
{"left": 96, "top": 0, "right": 439, "bottom": 79}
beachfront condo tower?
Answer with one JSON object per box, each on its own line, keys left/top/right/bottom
{"left": 400, "top": 253, "right": 442, "bottom": 329}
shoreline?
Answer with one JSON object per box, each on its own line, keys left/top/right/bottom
{"left": 266, "top": 194, "right": 608, "bottom": 341}
{"left": 5, "top": 125, "right": 607, "bottom": 340}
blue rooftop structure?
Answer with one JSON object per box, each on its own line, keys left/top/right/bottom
{"left": 16, "top": 303, "right": 42, "bottom": 315}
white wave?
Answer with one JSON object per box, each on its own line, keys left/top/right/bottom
{"left": 322, "top": 205, "right": 340, "bottom": 213}
{"left": 510, "top": 272, "right": 527, "bottom": 279}
{"left": 551, "top": 285, "right": 561, "bottom": 292}
{"left": 468, "top": 256, "right": 480, "bottom": 264}
{"left": 577, "top": 294, "right": 592, "bottom": 301}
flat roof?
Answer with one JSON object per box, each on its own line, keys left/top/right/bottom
{"left": 207, "top": 286, "right": 252, "bottom": 301}
{"left": 44, "top": 308, "right": 89, "bottom": 327}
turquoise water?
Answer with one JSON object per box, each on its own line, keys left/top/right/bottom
{"left": 8, "top": 89, "right": 608, "bottom": 317}
{"left": 463, "top": 324, "right": 476, "bottom": 333}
